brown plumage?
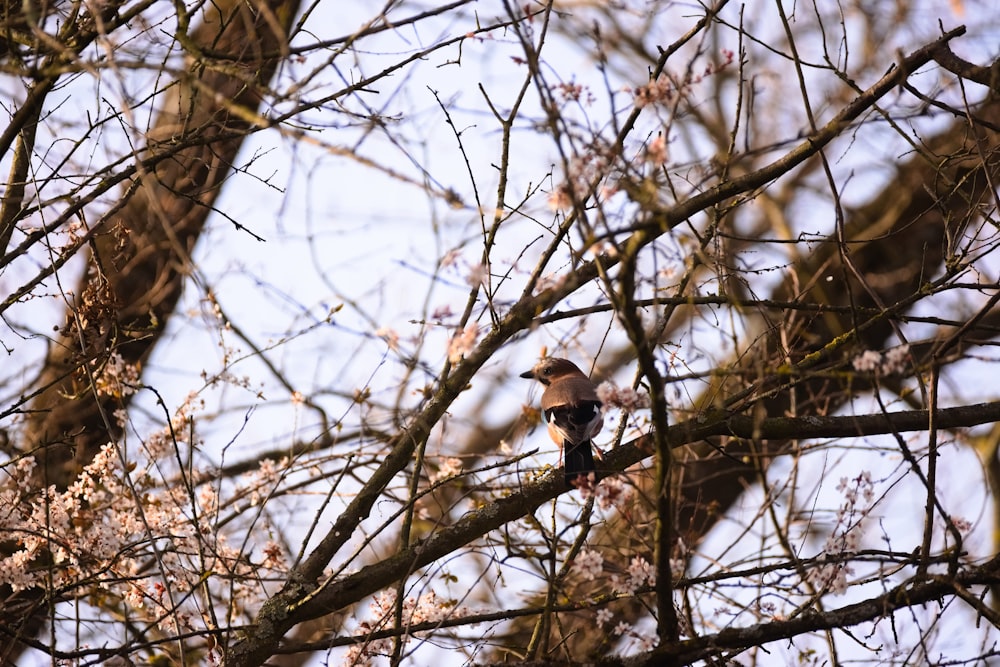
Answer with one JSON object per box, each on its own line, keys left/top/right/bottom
{"left": 520, "top": 357, "right": 604, "bottom": 486}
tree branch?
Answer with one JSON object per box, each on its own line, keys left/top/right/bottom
{"left": 283, "top": 400, "right": 1000, "bottom": 631}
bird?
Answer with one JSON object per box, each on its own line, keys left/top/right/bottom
{"left": 520, "top": 357, "right": 604, "bottom": 487}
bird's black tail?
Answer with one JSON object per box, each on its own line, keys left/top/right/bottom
{"left": 564, "top": 439, "right": 596, "bottom": 486}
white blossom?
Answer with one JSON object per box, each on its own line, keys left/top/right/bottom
{"left": 572, "top": 548, "right": 604, "bottom": 581}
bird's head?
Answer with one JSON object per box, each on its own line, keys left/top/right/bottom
{"left": 519, "top": 357, "right": 585, "bottom": 386}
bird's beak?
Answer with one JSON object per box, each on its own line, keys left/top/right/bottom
{"left": 519, "top": 370, "right": 535, "bottom": 379}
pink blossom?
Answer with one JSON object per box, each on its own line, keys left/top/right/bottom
{"left": 447, "top": 325, "right": 479, "bottom": 363}
{"left": 431, "top": 457, "right": 463, "bottom": 483}
{"left": 593, "top": 475, "right": 634, "bottom": 512}
{"left": 547, "top": 184, "right": 572, "bottom": 211}
{"left": 571, "top": 548, "right": 604, "bottom": 581}
{"left": 646, "top": 134, "right": 668, "bottom": 166}
{"left": 596, "top": 381, "right": 650, "bottom": 413}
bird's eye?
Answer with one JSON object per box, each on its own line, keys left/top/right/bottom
{"left": 542, "top": 367, "right": 552, "bottom": 375}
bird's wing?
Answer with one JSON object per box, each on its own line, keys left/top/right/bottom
{"left": 544, "top": 400, "right": 603, "bottom": 446}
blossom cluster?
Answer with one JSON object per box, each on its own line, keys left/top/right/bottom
{"left": 92, "top": 352, "right": 141, "bottom": 398}
{"left": 430, "top": 456, "right": 464, "bottom": 484}
{"left": 554, "top": 80, "right": 595, "bottom": 105}
{"left": 579, "top": 474, "right": 635, "bottom": 512}
{"left": 596, "top": 381, "right": 651, "bottom": 414}
{"left": 808, "top": 471, "right": 875, "bottom": 595}
{"left": 343, "top": 589, "right": 477, "bottom": 665}
{"left": 571, "top": 548, "right": 605, "bottom": 581}
{"left": 631, "top": 49, "right": 735, "bottom": 109}
{"left": 0, "top": 415, "right": 287, "bottom": 647}
{"left": 613, "top": 619, "right": 659, "bottom": 653}
{"left": 546, "top": 138, "right": 620, "bottom": 213}
{"left": 570, "top": 549, "right": 659, "bottom": 650}
{"left": 447, "top": 325, "right": 479, "bottom": 364}
{"left": 612, "top": 555, "right": 657, "bottom": 595}
{"left": 851, "top": 344, "right": 910, "bottom": 375}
